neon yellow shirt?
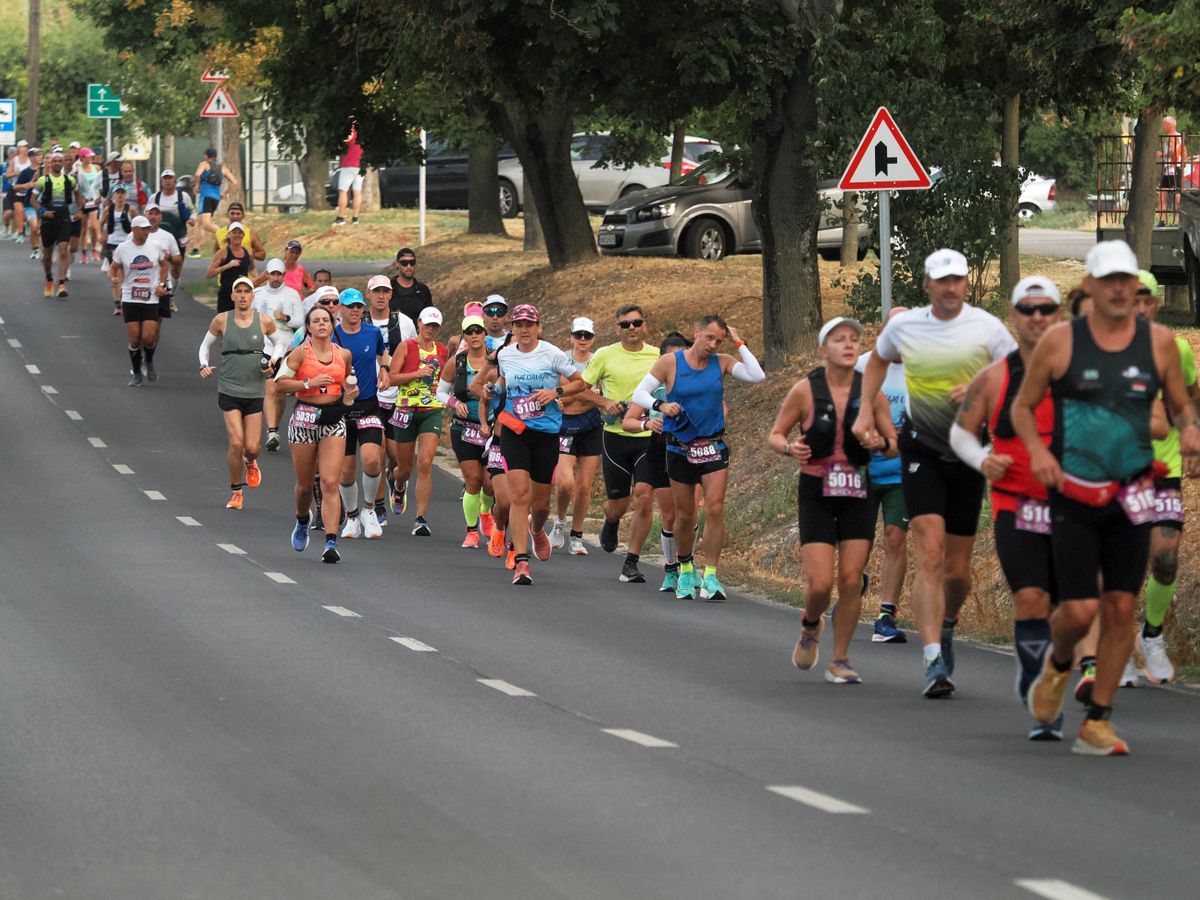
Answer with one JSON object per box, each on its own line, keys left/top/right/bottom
{"left": 583, "top": 342, "right": 661, "bottom": 436}
{"left": 216, "top": 224, "right": 256, "bottom": 249}
{"left": 1152, "top": 335, "right": 1197, "bottom": 478}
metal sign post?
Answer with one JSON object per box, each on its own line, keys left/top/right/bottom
{"left": 879, "top": 191, "right": 891, "bottom": 316}
{"left": 419, "top": 128, "right": 427, "bottom": 247}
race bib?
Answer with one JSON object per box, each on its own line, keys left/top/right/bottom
{"left": 822, "top": 461, "right": 866, "bottom": 498}
{"left": 389, "top": 408, "right": 413, "bottom": 430}
{"left": 462, "top": 422, "right": 487, "bottom": 446}
{"left": 83, "top": 200, "right": 98, "bottom": 211}
{"left": 687, "top": 438, "right": 722, "bottom": 466}
{"left": 291, "top": 405, "right": 319, "bottom": 429}
{"left": 487, "top": 443, "right": 506, "bottom": 471}
{"left": 356, "top": 415, "right": 382, "bottom": 431}
{"left": 1118, "top": 476, "right": 1158, "bottom": 526}
{"left": 559, "top": 435, "right": 574, "bottom": 453}
{"left": 512, "top": 394, "right": 544, "bottom": 420}
{"left": 1154, "top": 486, "right": 1184, "bottom": 521}
{"left": 1015, "top": 496, "right": 1052, "bottom": 535}
{"left": 131, "top": 285, "right": 152, "bottom": 302}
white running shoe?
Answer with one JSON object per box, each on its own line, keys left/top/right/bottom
{"left": 340, "top": 514, "right": 363, "bottom": 539}
{"left": 548, "top": 518, "right": 566, "bottom": 550}
{"left": 569, "top": 536, "right": 588, "bottom": 555}
{"left": 360, "top": 506, "right": 383, "bottom": 539}
{"left": 100, "top": 258, "right": 110, "bottom": 273}
{"left": 1137, "top": 632, "right": 1175, "bottom": 684}
{"left": 1119, "top": 658, "right": 1140, "bottom": 688}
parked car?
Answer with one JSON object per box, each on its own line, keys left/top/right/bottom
{"left": 597, "top": 159, "right": 868, "bottom": 261}
{"left": 271, "top": 181, "right": 307, "bottom": 213}
{"left": 497, "top": 132, "right": 722, "bottom": 218}
{"left": 1017, "top": 176, "right": 1057, "bottom": 219}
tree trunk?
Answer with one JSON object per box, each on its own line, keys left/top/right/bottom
{"left": 522, "top": 171, "right": 544, "bottom": 252}
{"left": 669, "top": 122, "right": 687, "bottom": 184}
{"left": 839, "top": 191, "right": 859, "bottom": 267}
{"left": 999, "top": 93, "right": 1021, "bottom": 294}
{"left": 164, "top": 134, "right": 175, "bottom": 172}
{"left": 468, "top": 131, "right": 507, "bottom": 235}
{"left": 751, "top": 49, "right": 824, "bottom": 367}
{"left": 301, "top": 129, "right": 329, "bottom": 212}
{"left": 1125, "top": 109, "right": 1161, "bottom": 266}
{"left": 26, "top": 0, "right": 39, "bottom": 143}
{"left": 494, "top": 95, "right": 595, "bottom": 268}
{"left": 360, "top": 167, "right": 382, "bottom": 213}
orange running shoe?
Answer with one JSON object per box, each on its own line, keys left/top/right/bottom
{"left": 479, "top": 511, "right": 496, "bottom": 538}
{"left": 461, "top": 529, "right": 481, "bottom": 549}
{"left": 245, "top": 460, "right": 262, "bottom": 489}
{"left": 488, "top": 527, "right": 506, "bottom": 558}
{"left": 505, "top": 545, "right": 516, "bottom": 570}
{"left": 226, "top": 489, "right": 244, "bottom": 510}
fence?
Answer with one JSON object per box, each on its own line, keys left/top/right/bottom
{"left": 1095, "top": 133, "right": 1195, "bottom": 227}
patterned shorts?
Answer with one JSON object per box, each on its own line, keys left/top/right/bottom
{"left": 288, "top": 404, "right": 347, "bottom": 445}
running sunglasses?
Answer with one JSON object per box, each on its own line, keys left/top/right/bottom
{"left": 617, "top": 319, "right": 645, "bottom": 329}
{"left": 464, "top": 325, "right": 486, "bottom": 335}
{"left": 483, "top": 306, "right": 507, "bottom": 316}
{"left": 397, "top": 258, "right": 417, "bottom": 266}
{"left": 317, "top": 299, "right": 339, "bottom": 307}
{"left": 572, "top": 331, "right": 595, "bottom": 339}
{"left": 1015, "top": 302, "right": 1058, "bottom": 316}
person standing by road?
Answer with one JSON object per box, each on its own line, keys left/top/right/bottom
{"left": 206, "top": 222, "right": 255, "bottom": 313}
{"left": 1157, "top": 116, "right": 1186, "bottom": 225}
{"left": 334, "top": 118, "right": 364, "bottom": 227}
{"left": 854, "top": 249, "right": 1017, "bottom": 698}
{"left": 109, "top": 215, "right": 169, "bottom": 387}
{"left": 192, "top": 148, "right": 237, "bottom": 251}
{"left": 388, "top": 248, "right": 433, "bottom": 321}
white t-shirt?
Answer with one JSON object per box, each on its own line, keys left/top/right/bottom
{"left": 145, "top": 229, "right": 180, "bottom": 289}
{"left": 112, "top": 238, "right": 161, "bottom": 304}
{"left": 255, "top": 284, "right": 304, "bottom": 335}
{"left": 372, "top": 314, "right": 417, "bottom": 405}
{"left": 497, "top": 340, "right": 577, "bottom": 435}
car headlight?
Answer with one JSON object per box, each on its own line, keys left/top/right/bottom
{"left": 635, "top": 201, "right": 677, "bottom": 222}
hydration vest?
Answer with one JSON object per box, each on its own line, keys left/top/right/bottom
{"left": 106, "top": 204, "right": 131, "bottom": 234}
{"left": 805, "top": 366, "right": 870, "bottom": 466}
{"left": 39, "top": 173, "right": 74, "bottom": 211}
{"left": 154, "top": 190, "right": 192, "bottom": 225}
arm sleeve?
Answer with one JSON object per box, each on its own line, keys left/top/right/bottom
{"left": 731, "top": 344, "right": 766, "bottom": 383}
{"left": 435, "top": 379, "right": 455, "bottom": 405}
{"left": 199, "top": 331, "right": 219, "bottom": 367}
{"left": 287, "top": 297, "right": 304, "bottom": 331}
{"left": 949, "top": 423, "right": 991, "bottom": 473}
{"left": 632, "top": 373, "right": 663, "bottom": 412}
{"left": 268, "top": 327, "right": 289, "bottom": 360}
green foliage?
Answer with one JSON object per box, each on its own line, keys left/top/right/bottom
{"left": 1020, "top": 112, "right": 1110, "bottom": 195}
{"left": 1121, "top": 1, "right": 1200, "bottom": 110}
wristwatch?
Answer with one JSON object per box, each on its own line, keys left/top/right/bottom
{"left": 652, "top": 399, "right": 663, "bottom": 411}
{"left": 555, "top": 386, "right": 564, "bottom": 398}
{"left": 303, "top": 378, "right": 310, "bottom": 390}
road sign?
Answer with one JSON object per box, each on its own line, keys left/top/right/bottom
{"left": 87, "top": 83, "right": 122, "bottom": 119}
{"left": 201, "top": 86, "right": 238, "bottom": 118}
{"left": 201, "top": 69, "right": 230, "bottom": 83}
{"left": 839, "top": 107, "right": 930, "bottom": 191}
{"left": 0, "top": 98, "right": 14, "bottom": 139}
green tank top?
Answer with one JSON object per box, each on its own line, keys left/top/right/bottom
{"left": 218, "top": 311, "right": 265, "bottom": 399}
{"left": 1052, "top": 316, "right": 1158, "bottom": 482}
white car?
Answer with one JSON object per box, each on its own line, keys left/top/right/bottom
{"left": 1018, "top": 176, "right": 1057, "bottom": 219}
{"left": 497, "top": 132, "right": 721, "bottom": 217}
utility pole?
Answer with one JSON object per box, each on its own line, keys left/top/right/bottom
{"left": 26, "top": 0, "right": 40, "bottom": 142}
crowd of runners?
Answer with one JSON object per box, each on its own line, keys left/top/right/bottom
{"left": 5, "top": 139, "right": 1193, "bottom": 757}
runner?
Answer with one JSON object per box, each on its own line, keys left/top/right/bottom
{"left": 480, "top": 293, "right": 510, "bottom": 350}
{"left": 100, "top": 152, "right": 122, "bottom": 202}
{"left": 388, "top": 248, "right": 433, "bottom": 321}
{"left": 214, "top": 202, "right": 266, "bottom": 261}
{"left": 334, "top": 117, "right": 363, "bottom": 227}
{"left": 633, "top": 314, "right": 766, "bottom": 601}
{"left": 198, "top": 276, "right": 284, "bottom": 509}
{"left": 75, "top": 149, "right": 103, "bottom": 263}
{"left": 1014, "top": 240, "right": 1199, "bottom": 755}
{"left": 150, "top": 168, "right": 194, "bottom": 265}
{"left": 333, "top": 288, "right": 390, "bottom": 541}
{"left": 108, "top": 215, "right": 169, "bottom": 387}
{"left": 142, "top": 202, "right": 184, "bottom": 331}
{"left": 854, "top": 249, "right": 1017, "bottom": 698}
{"left": 254, "top": 258, "right": 305, "bottom": 451}
{"left": 192, "top": 148, "right": 236, "bottom": 252}
{"left": 549, "top": 317, "right": 602, "bottom": 554}
{"left": 35, "top": 151, "right": 78, "bottom": 298}
{"left": 280, "top": 240, "right": 314, "bottom": 295}
{"left": 100, "top": 185, "right": 132, "bottom": 293}
{"left": 301, "top": 288, "right": 341, "bottom": 532}
{"left": 302, "top": 269, "right": 335, "bottom": 314}
{"left": 206, "top": 222, "right": 255, "bottom": 313}
{"left": 387, "top": 307, "right": 448, "bottom": 535}
{"left": 366, "top": 274, "right": 416, "bottom": 522}
{"left": 275, "top": 304, "right": 357, "bottom": 562}
{"left": 949, "top": 276, "right": 1065, "bottom": 739}
{"left": 768, "top": 317, "right": 895, "bottom": 681}
{"left": 9, "top": 146, "right": 40, "bottom": 254}
{"left": 116, "top": 161, "right": 150, "bottom": 211}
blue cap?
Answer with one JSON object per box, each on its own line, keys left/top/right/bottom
{"left": 339, "top": 288, "right": 365, "bottom": 306}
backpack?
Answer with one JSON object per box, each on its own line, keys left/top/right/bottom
{"left": 154, "top": 190, "right": 192, "bottom": 225}
{"left": 202, "top": 162, "right": 223, "bottom": 187}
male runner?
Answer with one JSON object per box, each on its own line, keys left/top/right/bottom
{"left": 142, "top": 202, "right": 184, "bottom": 329}
{"left": 151, "top": 169, "right": 194, "bottom": 261}
{"left": 367, "top": 274, "right": 416, "bottom": 520}
{"left": 192, "top": 148, "right": 237, "bottom": 251}
{"left": 35, "top": 151, "right": 78, "bottom": 298}
{"left": 109, "top": 216, "right": 169, "bottom": 386}
{"left": 254, "top": 258, "right": 305, "bottom": 451}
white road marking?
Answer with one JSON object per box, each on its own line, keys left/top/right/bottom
{"left": 41, "top": 385, "right": 57, "bottom": 394}
{"left": 0, "top": 315, "right": 6, "bottom": 323}
{"left": 113, "top": 464, "right": 134, "bottom": 474}
{"left": 264, "top": 572, "right": 295, "bottom": 584}
{"left": 176, "top": 516, "right": 202, "bottom": 527}
{"left": 479, "top": 679, "right": 537, "bottom": 697}
{"left": 65, "top": 410, "right": 82, "bottom": 420}
{"left": 217, "top": 543, "right": 246, "bottom": 555}
{"left": 323, "top": 605, "right": 362, "bottom": 618}
{"left": 88, "top": 437, "right": 107, "bottom": 448}
{"left": 766, "top": 785, "right": 870, "bottom": 814}
{"left": 144, "top": 490, "right": 166, "bottom": 501}
{"left": 390, "top": 637, "right": 437, "bottom": 652}
{"left": 1015, "top": 879, "right": 1110, "bottom": 900}
{"left": 25, "top": 364, "right": 40, "bottom": 374}
{"left": 7, "top": 339, "right": 20, "bottom": 348}
{"left": 602, "top": 728, "right": 678, "bottom": 748}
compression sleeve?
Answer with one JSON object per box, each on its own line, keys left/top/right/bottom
{"left": 435, "top": 378, "right": 454, "bottom": 405}
{"left": 949, "top": 423, "right": 991, "bottom": 473}
{"left": 731, "top": 344, "right": 766, "bottom": 383}
{"left": 632, "top": 373, "right": 662, "bottom": 412}
{"left": 267, "top": 328, "right": 289, "bottom": 361}
{"left": 199, "top": 331, "right": 219, "bottom": 367}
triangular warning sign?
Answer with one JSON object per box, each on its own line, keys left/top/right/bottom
{"left": 201, "top": 86, "right": 239, "bottom": 118}
{"left": 839, "top": 107, "right": 930, "bottom": 191}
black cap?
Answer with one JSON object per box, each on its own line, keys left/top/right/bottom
{"left": 395, "top": 247, "right": 416, "bottom": 261}
{"left": 205, "top": 147, "right": 217, "bottom": 158}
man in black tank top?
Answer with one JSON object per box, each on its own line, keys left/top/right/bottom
{"left": 1011, "top": 240, "right": 1200, "bottom": 757}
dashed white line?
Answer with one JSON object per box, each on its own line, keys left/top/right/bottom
{"left": 176, "top": 516, "right": 202, "bottom": 527}
{"left": 390, "top": 637, "right": 437, "bottom": 652}
{"left": 602, "top": 728, "right": 678, "bottom": 748}
{"left": 264, "top": 572, "right": 295, "bottom": 584}
{"left": 144, "top": 490, "right": 166, "bottom": 501}
{"left": 113, "top": 464, "right": 134, "bottom": 475}
{"left": 478, "top": 679, "right": 537, "bottom": 697}
{"left": 217, "top": 543, "right": 246, "bottom": 555}
{"left": 25, "top": 364, "right": 40, "bottom": 374}
{"left": 323, "top": 605, "right": 362, "bottom": 618}
{"left": 65, "top": 410, "right": 82, "bottom": 421}
{"left": 41, "top": 385, "right": 57, "bottom": 395}
{"left": 1015, "top": 879, "right": 1110, "bottom": 900}
{"left": 0, "top": 315, "right": 6, "bottom": 324}
{"left": 88, "top": 437, "right": 107, "bottom": 448}
{"left": 766, "top": 785, "right": 869, "bottom": 815}
{"left": 7, "top": 339, "right": 20, "bottom": 348}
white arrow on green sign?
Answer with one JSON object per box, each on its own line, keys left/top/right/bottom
{"left": 87, "top": 83, "right": 122, "bottom": 119}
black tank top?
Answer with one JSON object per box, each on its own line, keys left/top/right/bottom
{"left": 216, "top": 248, "right": 251, "bottom": 313}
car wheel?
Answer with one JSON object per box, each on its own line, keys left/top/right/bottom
{"left": 619, "top": 184, "right": 645, "bottom": 198}
{"left": 1185, "top": 241, "right": 1200, "bottom": 327}
{"left": 684, "top": 217, "right": 728, "bottom": 261}
{"left": 1018, "top": 203, "right": 1040, "bottom": 220}
{"left": 498, "top": 179, "right": 518, "bottom": 218}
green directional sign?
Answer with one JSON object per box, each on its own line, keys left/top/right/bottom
{"left": 87, "top": 83, "right": 121, "bottom": 119}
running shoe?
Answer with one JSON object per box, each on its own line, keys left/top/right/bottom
{"left": 530, "top": 523, "right": 552, "bottom": 561}
{"left": 65, "top": 267, "right": 71, "bottom": 281}
{"left": 322, "top": 539, "right": 341, "bottom": 563}
{"left": 659, "top": 569, "right": 679, "bottom": 593}
{"left": 374, "top": 501, "right": 388, "bottom": 528}
{"left": 1027, "top": 656, "right": 1070, "bottom": 722}
{"left": 600, "top": 518, "right": 619, "bottom": 553}
{"left": 461, "top": 528, "right": 481, "bottom": 549}
{"left": 57, "top": 281, "right": 68, "bottom": 298}
{"left": 1028, "top": 713, "right": 1064, "bottom": 742}
{"left": 310, "top": 507, "right": 325, "bottom": 531}
{"left": 144, "top": 360, "right": 157, "bottom": 382}
{"left": 699, "top": 573, "right": 726, "bottom": 602}
{"left": 92, "top": 249, "right": 100, "bottom": 262}
{"left": 548, "top": 518, "right": 566, "bottom": 550}
{"left": 43, "top": 280, "right": 53, "bottom": 298}
{"left": 512, "top": 560, "right": 532, "bottom": 585}
{"left": 360, "top": 507, "right": 383, "bottom": 539}
{"left": 100, "top": 257, "right": 109, "bottom": 271}
{"left": 619, "top": 559, "right": 644, "bottom": 583}
{"left": 291, "top": 518, "right": 310, "bottom": 552}
{"left": 340, "top": 514, "right": 363, "bottom": 539}
{"left": 1073, "top": 719, "right": 1130, "bottom": 756}
{"left": 479, "top": 511, "right": 495, "bottom": 538}
{"left": 265, "top": 431, "right": 281, "bottom": 452}
{"left": 187, "top": 247, "right": 201, "bottom": 258}
{"left": 226, "top": 489, "right": 243, "bottom": 510}
{"left": 488, "top": 527, "right": 506, "bottom": 558}
{"left": 13, "top": 234, "right": 23, "bottom": 243}
{"left": 1119, "top": 659, "right": 1140, "bottom": 687}
{"left": 940, "top": 624, "right": 956, "bottom": 676}
{"left": 128, "top": 370, "right": 144, "bottom": 387}
{"left": 333, "top": 217, "right": 346, "bottom": 227}
{"left": 569, "top": 536, "right": 588, "bottom": 555}
{"left": 872, "top": 613, "right": 907, "bottom": 643}
{"left": 412, "top": 517, "right": 431, "bottom": 537}
{"left": 675, "top": 569, "right": 697, "bottom": 600}
{"left": 391, "top": 483, "right": 408, "bottom": 515}
{"left": 825, "top": 658, "right": 862, "bottom": 684}
{"left": 1137, "top": 632, "right": 1176, "bottom": 684}
{"left": 245, "top": 460, "right": 262, "bottom": 489}
{"left": 791, "top": 619, "right": 824, "bottom": 670}
{"left": 351, "top": 216, "right": 360, "bottom": 225}
{"left": 923, "top": 654, "right": 955, "bottom": 698}
{"left": 505, "top": 545, "right": 516, "bottom": 570}
{"left": 112, "top": 304, "right": 121, "bottom": 316}
{"left": 1074, "top": 663, "right": 1097, "bottom": 706}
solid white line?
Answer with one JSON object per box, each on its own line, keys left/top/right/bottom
{"left": 65, "top": 410, "right": 82, "bottom": 420}
{"left": 7, "top": 339, "right": 20, "bottom": 348}
{"left": 478, "top": 678, "right": 537, "bottom": 697}
{"left": 766, "top": 785, "right": 870, "bottom": 814}
{"left": 602, "top": 728, "right": 678, "bottom": 748}
{"left": 41, "top": 385, "right": 57, "bottom": 394}
{"left": 1015, "top": 879, "right": 1110, "bottom": 900}
{"left": 264, "top": 572, "right": 295, "bottom": 584}
{"left": 390, "top": 637, "right": 437, "bottom": 652}
{"left": 88, "top": 437, "right": 107, "bottom": 448}
{"left": 323, "top": 605, "right": 362, "bottom": 618}
{"left": 25, "top": 364, "right": 40, "bottom": 374}
{"left": 144, "top": 490, "right": 166, "bottom": 501}
{"left": 176, "top": 516, "right": 202, "bottom": 527}
{"left": 217, "top": 543, "right": 245, "bottom": 555}
{"left": 113, "top": 464, "right": 134, "bottom": 474}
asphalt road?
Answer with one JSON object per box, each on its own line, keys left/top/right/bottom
{"left": 1019, "top": 228, "right": 1096, "bottom": 261}
{"left": 0, "top": 240, "right": 1197, "bottom": 900}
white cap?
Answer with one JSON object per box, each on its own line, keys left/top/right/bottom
{"left": 266, "top": 257, "right": 286, "bottom": 274}
{"left": 69, "top": 141, "right": 80, "bottom": 149}
{"left": 571, "top": 317, "right": 595, "bottom": 333}
{"left": 160, "top": 168, "right": 176, "bottom": 178}
{"left": 924, "top": 248, "right": 969, "bottom": 280}
{"left": 227, "top": 221, "right": 245, "bottom": 232}
{"left": 418, "top": 306, "right": 443, "bottom": 325}
{"left": 1011, "top": 275, "right": 1061, "bottom": 306}
{"left": 16, "top": 139, "right": 27, "bottom": 147}
{"left": 367, "top": 274, "right": 392, "bottom": 291}
{"left": 484, "top": 293, "right": 509, "bottom": 309}
{"left": 315, "top": 285, "right": 340, "bottom": 300}
{"left": 818, "top": 316, "right": 864, "bottom": 345}
{"left": 1085, "top": 239, "right": 1139, "bottom": 278}
{"left": 106, "top": 151, "right": 122, "bottom": 163}
{"left": 130, "top": 215, "right": 151, "bottom": 228}
{"left": 142, "top": 201, "right": 160, "bottom": 213}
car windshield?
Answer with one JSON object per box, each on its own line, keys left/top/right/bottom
{"left": 678, "top": 158, "right": 732, "bottom": 187}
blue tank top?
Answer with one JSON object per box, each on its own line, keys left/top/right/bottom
{"left": 664, "top": 349, "right": 725, "bottom": 455}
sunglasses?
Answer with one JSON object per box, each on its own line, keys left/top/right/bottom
{"left": 464, "top": 325, "right": 485, "bottom": 335}
{"left": 1135, "top": 289, "right": 1154, "bottom": 297}
{"left": 397, "top": 259, "right": 416, "bottom": 267}
{"left": 572, "top": 331, "right": 595, "bottom": 339}
{"left": 483, "top": 307, "right": 507, "bottom": 317}
{"left": 1015, "top": 302, "right": 1058, "bottom": 316}
{"left": 618, "top": 319, "right": 645, "bottom": 329}
{"left": 317, "top": 299, "right": 339, "bottom": 306}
